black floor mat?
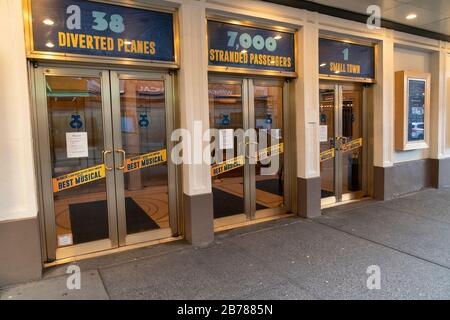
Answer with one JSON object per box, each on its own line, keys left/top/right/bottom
{"left": 212, "top": 188, "right": 267, "bottom": 219}
{"left": 69, "top": 197, "right": 159, "bottom": 244}
{"left": 255, "top": 179, "right": 283, "bottom": 196}
{"left": 125, "top": 197, "right": 160, "bottom": 235}
{"left": 321, "top": 190, "right": 335, "bottom": 198}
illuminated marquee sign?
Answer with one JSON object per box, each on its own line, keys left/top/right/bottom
{"left": 27, "top": 0, "right": 175, "bottom": 63}
{"left": 207, "top": 20, "right": 296, "bottom": 75}
{"left": 319, "top": 38, "right": 375, "bottom": 82}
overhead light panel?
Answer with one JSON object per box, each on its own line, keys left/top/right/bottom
{"left": 43, "top": 18, "right": 54, "bottom": 25}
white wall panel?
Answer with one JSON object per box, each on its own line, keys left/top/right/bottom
{"left": 0, "top": 0, "right": 38, "bottom": 221}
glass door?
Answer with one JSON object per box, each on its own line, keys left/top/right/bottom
{"left": 319, "top": 82, "right": 365, "bottom": 206}
{"left": 35, "top": 66, "right": 176, "bottom": 261}
{"left": 252, "top": 81, "right": 286, "bottom": 219}
{"left": 209, "top": 79, "right": 248, "bottom": 226}
{"left": 35, "top": 67, "right": 117, "bottom": 260}
{"left": 209, "top": 77, "right": 289, "bottom": 228}
{"left": 110, "top": 71, "right": 177, "bottom": 246}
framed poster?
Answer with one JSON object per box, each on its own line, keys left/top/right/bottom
{"left": 395, "top": 71, "right": 431, "bottom": 151}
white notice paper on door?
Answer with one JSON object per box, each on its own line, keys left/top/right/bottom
{"left": 319, "top": 125, "right": 328, "bottom": 142}
{"left": 58, "top": 233, "right": 73, "bottom": 247}
{"left": 66, "top": 132, "right": 88, "bottom": 158}
{"left": 219, "top": 129, "right": 234, "bottom": 150}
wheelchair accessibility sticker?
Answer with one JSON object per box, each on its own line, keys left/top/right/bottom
{"left": 69, "top": 114, "right": 83, "bottom": 129}
{"left": 138, "top": 114, "right": 150, "bottom": 128}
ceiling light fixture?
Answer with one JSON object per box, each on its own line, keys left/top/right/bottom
{"left": 43, "top": 18, "right": 54, "bottom": 26}
{"left": 406, "top": 13, "right": 417, "bottom": 20}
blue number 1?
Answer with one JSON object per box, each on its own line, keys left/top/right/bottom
{"left": 342, "top": 48, "right": 349, "bottom": 61}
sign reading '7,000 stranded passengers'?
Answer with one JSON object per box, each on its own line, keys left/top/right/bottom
{"left": 28, "top": 0, "right": 175, "bottom": 63}
{"left": 208, "top": 20, "right": 296, "bottom": 74}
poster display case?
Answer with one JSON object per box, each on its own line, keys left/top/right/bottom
{"left": 395, "top": 70, "right": 431, "bottom": 151}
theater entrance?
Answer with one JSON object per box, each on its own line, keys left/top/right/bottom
{"left": 319, "top": 82, "right": 368, "bottom": 206}
{"left": 208, "top": 77, "right": 293, "bottom": 228}
{"left": 34, "top": 66, "right": 178, "bottom": 261}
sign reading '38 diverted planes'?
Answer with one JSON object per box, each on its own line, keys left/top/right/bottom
{"left": 27, "top": 0, "right": 175, "bottom": 64}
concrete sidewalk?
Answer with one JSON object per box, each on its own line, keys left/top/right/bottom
{"left": 2, "top": 188, "right": 450, "bottom": 300}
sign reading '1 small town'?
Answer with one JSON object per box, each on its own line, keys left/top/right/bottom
{"left": 29, "top": 0, "right": 175, "bottom": 62}
{"left": 208, "top": 20, "right": 296, "bottom": 74}
{"left": 319, "top": 38, "right": 375, "bottom": 81}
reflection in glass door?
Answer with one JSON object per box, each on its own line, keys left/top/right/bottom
{"left": 35, "top": 67, "right": 176, "bottom": 261}
{"left": 111, "top": 72, "right": 175, "bottom": 246}
{"left": 208, "top": 81, "right": 247, "bottom": 225}
{"left": 319, "top": 86, "right": 336, "bottom": 199}
{"left": 209, "top": 78, "right": 289, "bottom": 228}
{"left": 253, "top": 83, "right": 285, "bottom": 219}
{"left": 319, "top": 82, "right": 365, "bottom": 205}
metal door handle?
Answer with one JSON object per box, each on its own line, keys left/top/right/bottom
{"left": 246, "top": 141, "right": 258, "bottom": 160}
{"left": 335, "top": 136, "right": 344, "bottom": 150}
{"left": 116, "top": 149, "right": 126, "bottom": 170}
{"left": 102, "top": 150, "right": 113, "bottom": 171}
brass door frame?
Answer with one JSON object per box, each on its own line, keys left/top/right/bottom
{"left": 110, "top": 70, "right": 178, "bottom": 246}
{"left": 319, "top": 81, "right": 367, "bottom": 207}
{"left": 33, "top": 66, "right": 118, "bottom": 261}
{"left": 33, "top": 65, "right": 178, "bottom": 261}
{"left": 209, "top": 76, "right": 291, "bottom": 226}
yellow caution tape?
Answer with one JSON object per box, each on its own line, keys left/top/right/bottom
{"left": 320, "top": 148, "right": 335, "bottom": 162}
{"left": 52, "top": 164, "right": 106, "bottom": 193}
{"left": 211, "top": 155, "right": 245, "bottom": 177}
{"left": 52, "top": 149, "right": 167, "bottom": 193}
{"left": 124, "top": 149, "right": 167, "bottom": 173}
{"left": 341, "top": 138, "right": 363, "bottom": 153}
{"left": 258, "top": 143, "right": 284, "bottom": 160}
{"left": 211, "top": 143, "right": 284, "bottom": 177}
